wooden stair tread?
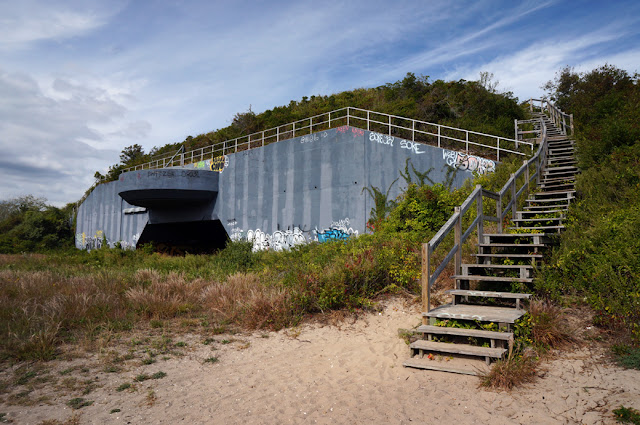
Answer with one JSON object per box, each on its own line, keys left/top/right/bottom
{"left": 446, "top": 289, "right": 532, "bottom": 299}
{"left": 409, "top": 340, "right": 507, "bottom": 358}
{"left": 512, "top": 217, "right": 563, "bottom": 222}
{"left": 402, "top": 358, "right": 481, "bottom": 375}
{"left": 509, "top": 225, "right": 565, "bottom": 230}
{"left": 452, "top": 274, "right": 533, "bottom": 283}
{"left": 473, "top": 253, "right": 543, "bottom": 259}
{"left": 477, "top": 243, "right": 545, "bottom": 247}
{"left": 462, "top": 264, "right": 533, "bottom": 270}
{"left": 423, "top": 304, "right": 525, "bottom": 323}
{"left": 416, "top": 325, "right": 514, "bottom": 340}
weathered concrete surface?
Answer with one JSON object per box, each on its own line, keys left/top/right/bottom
{"left": 75, "top": 126, "right": 495, "bottom": 251}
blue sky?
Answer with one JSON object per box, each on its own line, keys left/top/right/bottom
{"left": 1, "top": 0, "right": 639, "bottom": 206}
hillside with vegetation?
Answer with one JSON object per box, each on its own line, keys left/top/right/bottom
{"left": 538, "top": 65, "right": 640, "bottom": 352}
{"left": 95, "top": 72, "right": 525, "bottom": 182}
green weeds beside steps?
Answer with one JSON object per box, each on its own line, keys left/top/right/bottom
{"left": 614, "top": 406, "right": 640, "bottom": 424}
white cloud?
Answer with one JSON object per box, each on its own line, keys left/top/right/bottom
{"left": 442, "top": 26, "right": 640, "bottom": 101}
{"left": 0, "top": 0, "right": 124, "bottom": 49}
{"left": 0, "top": 68, "right": 149, "bottom": 206}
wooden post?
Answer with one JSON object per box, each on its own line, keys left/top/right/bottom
{"left": 497, "top": 194, "right": 503, "bottom": 234}
{"left": 523, "top": 159, "right": 530, "bottom": 197}
{"left": 476, "top": 186, "right": 483, "bottom": 241}
{"left": 422, "top": 243, "right": 430, "bottom": 319}
{"left": 570, "top": 114, "right": 574, "bottom": 136}
{"left": 511, "top": 173, "right": 517, "bottom": 221}
{"left": 454, "top": 207, "right": 462, "bottom": 278}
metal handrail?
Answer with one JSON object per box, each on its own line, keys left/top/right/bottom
{"left": 122, "top": 107, "right": 534, "bottom": 173}
{"left": 421, "top": 103, "right": 564, "bottom": 314}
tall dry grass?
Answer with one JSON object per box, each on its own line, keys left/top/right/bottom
{"left": 0, "top": 267, "right": 299, "bottom": 361}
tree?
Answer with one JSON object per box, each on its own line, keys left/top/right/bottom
{"left": 120, "top": 144, "right": 145, "bottom": 164}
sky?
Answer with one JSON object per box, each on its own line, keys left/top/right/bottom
{"left": 1, "top": 0, "right": 639, "bottom": 206}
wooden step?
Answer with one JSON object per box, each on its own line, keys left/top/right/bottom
{"left": 409, "top": 340, "right": 507, "bottom": 359}
{"left": 402, "top": 358, "right": 481, "bottom": 375}
{"left": 524, "top": 201, "right": 571, "bottom": 207}
{"left": 446, "top": 289, "right": 532, "bottom": 300}
{"left": 461, "top": 264, "right": 533, "bottom": 275}
{"left": 473, "top": 253, "right": 543, "bottom": 262}
{"left": 416, "top": 324, "right": 514, "bottom": 341}
{"left": 477, "top": 243, "right": 546, "bottom": 248}
{"left": 423, "top": 304, "right": 525, "bottom": 324}
{"left": 516, "top": 210, "right": 565, "bottom": 218}
{"left": 452, "top": 275, "right": 534, "bottom": 283}
{"left": 534, "top": 189, "right": 576, "bottom": 196}
{"left": 509, "top": 225, "right": 565, "bottom": 232}
{"left": 512, "top": 217, "right": 563, "bottom": 223}
{"left": 526, "top": 197, "right": 573, "bottom": 203}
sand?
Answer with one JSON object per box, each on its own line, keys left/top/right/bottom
{"left": 1, "top": 298, "right": 638, "bottom": 424}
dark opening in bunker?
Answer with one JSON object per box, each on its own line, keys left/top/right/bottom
{"left": 136, "top": 220, "right": 228, "bottom": 254}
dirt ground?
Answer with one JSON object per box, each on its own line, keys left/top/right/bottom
{"left": 1, "top": 298, "right": 638, "bottom": 424}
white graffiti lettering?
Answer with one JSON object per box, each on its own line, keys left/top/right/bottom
{"left": 369, "top": 132, "right": 394, "bottom": 146}
{"left": 442, "top": 150, "right": 496, "bottom": 175}
{"left": 400, "top": 140, "right": 424, "bottom": 154}
{"left": 246, "top": 227, "right": 307, "bottom": 252}
{"left": 75, "top": 231, "right": 140, "bottom": 251}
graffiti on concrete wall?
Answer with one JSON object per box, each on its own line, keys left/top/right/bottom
{"left": 210, "top": 155, "right": 229, "bottom": 172}
{"left": 442, "top": 150, "right": 496, "bottom": 175}
{"left": 369, "top": 132, "right": 425, "bottom": 154}
{"left": 315, "top": 218, "right": 359, "bottom": 243}
{"left": 301, "top": 131, "right": 329, "bottom": 144}
{"left": 337, "top": 126, "right": 365, "bottom": 138}
{"left": 238, "top": 218, "right": 359, "bottom": 251}
{"left": 76, "top": 231, "right": 140, "bottom": 251}
{"left": 191, "top": 155, "right": 229, "bottom": 172}
{"left": 246, "top": 227, "right": 307, "bottom": 252}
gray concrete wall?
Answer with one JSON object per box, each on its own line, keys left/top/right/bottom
{"left": 75, "top": 126, "right": 496, "bottom": 251}
{"left": 215, "top": 126, "right": 494, "bottom": 251}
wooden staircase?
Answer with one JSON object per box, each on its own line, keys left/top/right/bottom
{"left": 404, "top": 109, "right": 577, "bottom": 375}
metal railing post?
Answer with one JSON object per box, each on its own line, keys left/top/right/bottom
{"left": 412, "top": 120, "right": 415, "bottom": 142}
{"left": 367, "top": 110, "right": 370, "bottom": 131}
{"left": 388, "top": 114, "right": 392, "bottom": 136}
{"left": 437, "top": 126, "right": 441, "bottom": 148}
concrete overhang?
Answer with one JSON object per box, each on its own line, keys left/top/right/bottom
{"left": 117, "top": 168, "right": 219, "bottom": 208}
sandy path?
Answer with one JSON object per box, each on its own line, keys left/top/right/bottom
{"left": 1, "top": 298, "right": 638, "bottom": 424}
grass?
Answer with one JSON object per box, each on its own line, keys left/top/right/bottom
{"left": 67, "top": 397, "right": 93, "bottom": 409}
{"left": 203, "top": 356, "right": 219, "bottom": 364}
{"left": 116, "top": 383, "right": 131, "bottom": 392}
{"left": 480, "top": 299, "right": 576, "bottom": 389}
{"left": 479, "top": 350, "right": 538, "bottom": 389}
{"left": 612, "top": 345, "right": 640, "bottom": 370}
{"left": 614, "top": 406, "right": 640, "bottom": 424}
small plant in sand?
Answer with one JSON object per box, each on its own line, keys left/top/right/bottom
{"left": 67, "top": 397, "right": 93, "bottom": 410}
{"left": 203, "top": 356, "right": 219, "bottom": 364}
{"left": 116, "top": 382, "right": 132, "bottom": 392}
{"left": 614, "top": 406, "right": 640, "bottom": 424}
